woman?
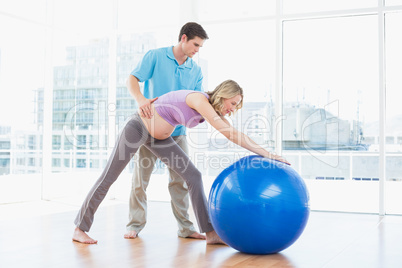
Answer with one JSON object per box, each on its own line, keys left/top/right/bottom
{"left": 72, "top": 80, "right": 290, "bottom": 244}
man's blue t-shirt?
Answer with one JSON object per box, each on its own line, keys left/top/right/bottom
{"left": 131, "top": 46, "right": 204, "bottom": 136}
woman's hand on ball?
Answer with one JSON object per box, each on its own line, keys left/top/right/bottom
{"left": 268, "top": 153, "right": 291, "bottom": 165}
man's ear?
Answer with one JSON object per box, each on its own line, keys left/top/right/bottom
{"left": 181, "top": 34, "right": 188, "bottom": 43}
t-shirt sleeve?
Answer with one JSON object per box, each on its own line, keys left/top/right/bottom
{"left": 130, "top": 49, "right": 156, "bottom": 82}
{"left": 194, "top": 69, "right": 204, "bottom": 92}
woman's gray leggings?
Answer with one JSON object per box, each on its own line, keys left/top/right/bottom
{"left": 74, "top": 113, "right": 214, "bottom": 233}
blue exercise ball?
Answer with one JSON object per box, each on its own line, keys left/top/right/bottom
{"left": 208, "top": 155, "right": 310, "bottom": 254}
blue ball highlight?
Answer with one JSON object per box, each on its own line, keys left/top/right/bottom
{"left": 208, "top": 155, "right": 310, "bottom": 254}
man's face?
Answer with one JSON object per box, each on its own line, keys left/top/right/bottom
{"left": 182, "top": 36, "right": 205, "bottom": 58}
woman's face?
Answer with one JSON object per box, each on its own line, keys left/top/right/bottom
{"left": 221, "top": 95, "right": 242, "bottom": 116}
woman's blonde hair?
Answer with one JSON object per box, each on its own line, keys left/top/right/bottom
{"left": 207, "top": 80, "right": 243, "bottom": 116}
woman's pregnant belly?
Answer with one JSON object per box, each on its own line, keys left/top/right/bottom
{"left": 140, "top": 105, "right": 175, "bottom": 140}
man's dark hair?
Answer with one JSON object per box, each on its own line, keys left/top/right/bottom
{"left": 178, "top": 22, "right": 209, "bottom": 42}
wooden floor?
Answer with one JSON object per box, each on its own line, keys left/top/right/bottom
{"left": 1, "top": 200, "right": 402, "bottom": 268}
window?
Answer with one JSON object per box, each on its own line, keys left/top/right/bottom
{"left": 190, "top": 20, "right": 276, "bottom": 189}
{"left": 385, "top": 11, "right": 402, "bottom": 214}
{"left": 386, "top": 0, "right": 402, "bottom": 5}
{"left": 283, "top": 15, "right": 379, "bottom": 213}
{"left": 283, "top": 0, "right": 376, "bottom": 13}
{"left": 198, "top": 0, "right": 275, "bottom": 21}
{"left": 0, "top": 11, "right": 45, "bottom": 202}
{"left": 117, "top": 0, "right": 180, "bottom": 31}
{"left": 1, "top": 1, "right": 402, "bottom": 216}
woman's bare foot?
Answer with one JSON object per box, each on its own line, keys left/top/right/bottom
{"left": 124, "top": 230, "right": 138, "bottom": 239}
{"left": 186, "top": 232, "right": 206, "bottom": 240}
{"left": 206, "top": 230, "right": 226, "bottom": 245}
{"left": 72, "top": 227, "right": 97, "bottom": 244}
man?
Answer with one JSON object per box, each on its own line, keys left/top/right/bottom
{"left": 124, "top": 22, "right": 209, "bottom": 240}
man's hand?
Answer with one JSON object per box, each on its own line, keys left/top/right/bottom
{"left": 139, "top": 97, "right": 158, "bottom": 119}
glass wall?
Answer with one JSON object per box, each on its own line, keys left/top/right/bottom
{"left": 41, "top": 0, "right": 181, "bottom": 204}
{"left": 197, "top": 0, "right": 275, "bottom": 21}
{"left": 117, "top": 0, "right": 180, "bottom": 30}
{"left": 38, "top": 0, "right": 114, "bottom": 203}
{"left": 385, "top": 11, "right": 402, "bottom": 214}
{"left": 386, "top": 0, "right": 402, "bottom": 6}
{"left": 1, "top": 0, "right": 402, "bottom": 215}
{"left": 282, "top": 15, "right": 379, "bottom": 213}
{"left": 192, "top": 20, "right": 276, "bottom": 191}
{"left": 283, "top": 0, "right": 377, "bottom": 13}
{"left": 0, "top": 13, "right": 45, "bottom": 202}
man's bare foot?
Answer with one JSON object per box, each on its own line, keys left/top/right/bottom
{"left": 124, "top": 230, "right": 138, "bottom": 239}
{"left": 206, "top": 230, "right": 226, "bottom": 245}
{"left": 186, "top": 231, "right": 206, "bottom": 240}
{"left": 72, "top": 227, "right": 97, "bottom": 244}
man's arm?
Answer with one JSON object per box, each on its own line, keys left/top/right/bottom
{"left": 126, "top": 74, "right": 157, "bottom": 119}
